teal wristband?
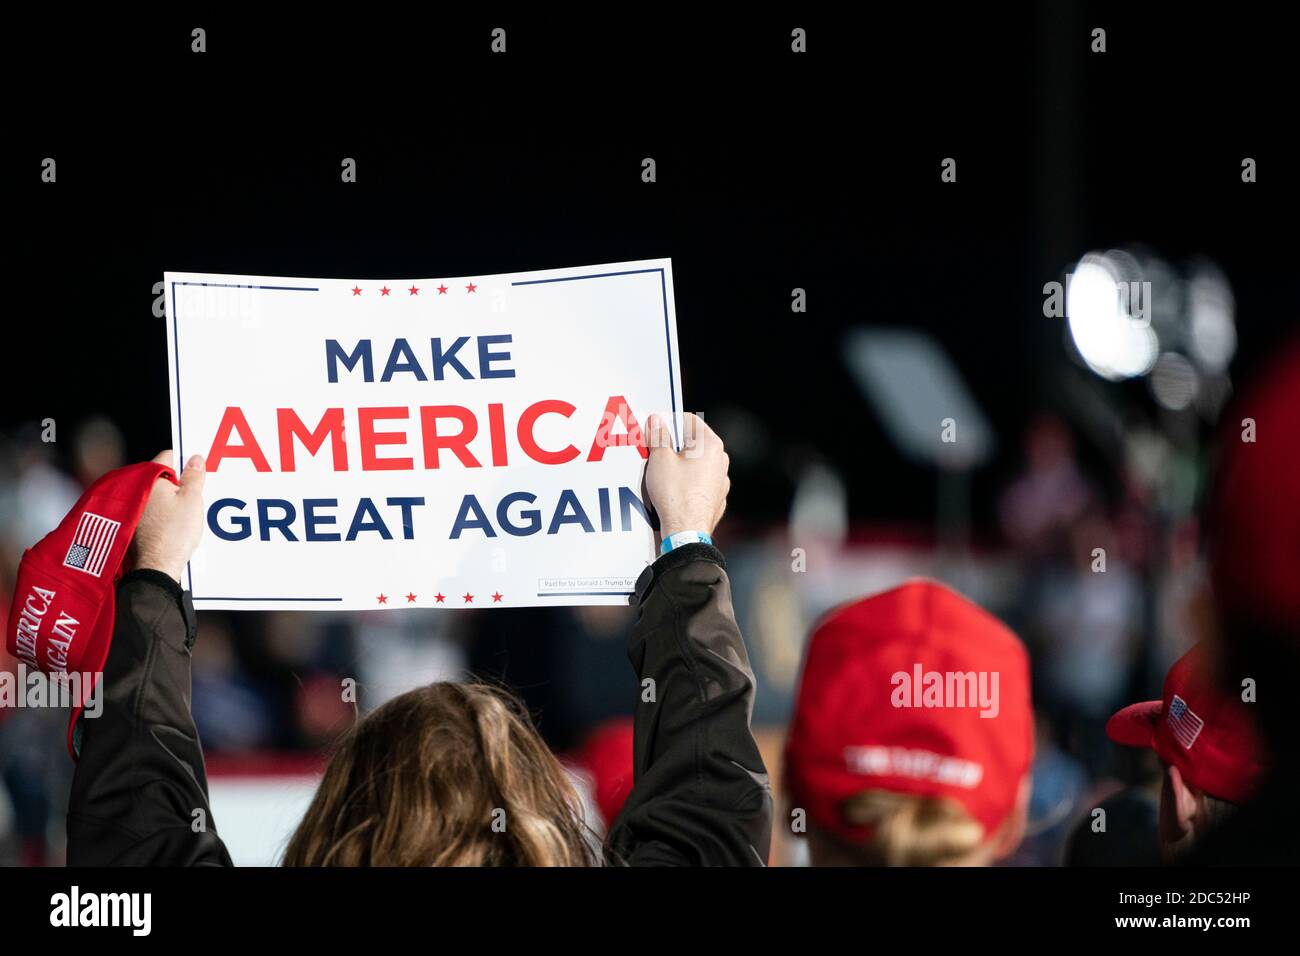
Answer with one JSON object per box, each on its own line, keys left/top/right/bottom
{"left": 660, "top": 530, "right": 713, "bottom": 555}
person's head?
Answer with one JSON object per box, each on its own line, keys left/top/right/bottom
{"left": 283, "top": 681, "right": 601, "bottom": 866}
{"left": 1106, "top": 643, "right": 1266, "bottom": 862}
{"left": 784, "top": 579, "right": 1035, "bottom": 867}
{"left": 1205, "top": 337, "right": 1300, "bottom": 751}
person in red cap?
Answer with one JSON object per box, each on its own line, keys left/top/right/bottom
{"left": 1184, "top": 336, "right": 1300, "bottom": 864}
{"left": 784, "top": 579, "right": 1034, "bottom": 866}
{"left": 1105, "top": 643, "right": 1266, "bottom": 862}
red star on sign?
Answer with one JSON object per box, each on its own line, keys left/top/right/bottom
{"left": 492, "top": 592, "right": 503, "bottom": 603}
{"left": 351, "top": 286, "right": 362, "bottom": 296}
{"left": 437, "top": 284, "right": 448, "bottom": 294}
{"left": 462, "top": 593, "right": 474, "bottom": 603}
{"left": 380, "top": 286, "right": 391, "bottom": 296}
{"left": 408, "top": 286, "right": 419, "bottom": 296}
{"left": 406, "top": 592, "right": 417, "bottom": 603}
{"left": 434, "top": 592, "right": 445, "bottom": 603}
{"left": 465, "top": 283, "right": 477, "bottom": 293}
{"left": 376, "top": 594, "right": 388, "bottom": 605}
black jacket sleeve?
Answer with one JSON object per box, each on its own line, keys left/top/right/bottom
{"left": 66, "top": 569, "right": 233, "bottom": 866}
{"left": 605, "top": 543, "right": 773, "bottom": 866}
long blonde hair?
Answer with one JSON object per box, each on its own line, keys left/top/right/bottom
{"left": 282, "top": 682, "right": 601, "bottom": 866}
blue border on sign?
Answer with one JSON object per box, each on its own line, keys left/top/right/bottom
{"left": 172, "top": 265, "right": 678, "bottom": 606}
{"left": 537, "top": 591, "right": 635, "bottom": 597}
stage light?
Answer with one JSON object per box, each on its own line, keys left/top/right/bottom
{"left": 1066, "top": 252, "right": 1158, "bottom": 381}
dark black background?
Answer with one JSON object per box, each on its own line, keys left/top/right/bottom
{"left": 1, "top": 861, "right": 1281, "bottom": 940}
{"left": 9, "top": 5, "right": 1295, "bottom": 530}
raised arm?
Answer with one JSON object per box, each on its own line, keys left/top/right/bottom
{"left": 605, "top": 415, "right": 773, "bottom": 865}
{"left": 67, "top": 452, "right": 233, "bottom": 866}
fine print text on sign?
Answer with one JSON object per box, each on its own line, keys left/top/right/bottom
{"left": 164, "top": 259, "right": 683, "bottom": 610}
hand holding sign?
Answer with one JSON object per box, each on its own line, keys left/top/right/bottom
{"left": 645, "top": 413, "right": 730, "bottom": 540}
{"left": 131, "top": 450, "right": 208, "bottom": 583}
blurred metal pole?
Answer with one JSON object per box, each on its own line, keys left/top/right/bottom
{"left": 936, "top": 463, "right": 971, "bottom": 554}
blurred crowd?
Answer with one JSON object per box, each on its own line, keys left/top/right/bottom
{"left": 0, "top": 401, "right": 1219, "bottom": 866}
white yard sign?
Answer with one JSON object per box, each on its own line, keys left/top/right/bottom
{"left": 164, "top": 260, "right": 682, "bottom": 610}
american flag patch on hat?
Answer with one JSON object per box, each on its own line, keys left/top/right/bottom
{"left": 1167, "top": 694, "right": 1205, "bottom": 750}
{"left": 62, "top": 512, "right": 121, "bottom": 578}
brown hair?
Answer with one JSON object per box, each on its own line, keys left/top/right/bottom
{"left": 282, "top": 682, "right": 601, "bottom": 866}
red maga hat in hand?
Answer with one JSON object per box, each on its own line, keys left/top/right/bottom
{"left": 7, "top": 460, "right": 177, "bottom": 758}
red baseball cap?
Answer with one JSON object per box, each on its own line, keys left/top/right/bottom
{"left": 1209, "top": 336, "right": 1300, "bottom": 632}
{"left": 6, "top": 460, "right": 176, "bottom": 758}
{"left": 1106, "top": 643, "right": 1266, "bottom": 805}
{"left": 784, "top": 579, "right": 1034, "bottom": 845}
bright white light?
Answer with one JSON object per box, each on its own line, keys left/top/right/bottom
{"left": 1188, "top": 266, "right": 1237, "bottom": 373}
{"left": 1066, "top": 253, "right": 1158, "bottom": 380}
